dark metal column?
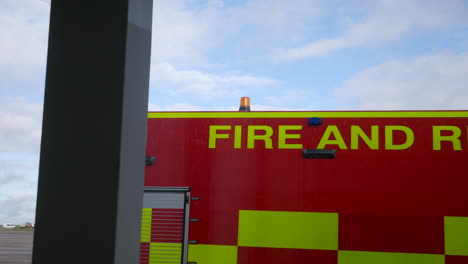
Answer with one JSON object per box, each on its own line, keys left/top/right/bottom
{"left": 32, "top": 1, "right": 153, "bottom": 264}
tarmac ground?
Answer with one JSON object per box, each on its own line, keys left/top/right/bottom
{"left": 0, "top": 231, "right": 33, "bottom": 264}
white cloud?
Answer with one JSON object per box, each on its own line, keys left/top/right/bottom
{"left": 0, "top": 0, "right": 49, "bottom": 89}
{"left": 0, "top": 154, "right": 38, "bottom": 224}
{"left": 0, "top": 97, "right": 43, "bottom": 154}
{"left": 335, "top": 51, "right": 468, "bottom": 110}
{"left": 0, "top": 192, "right": 36, "bottom": 224}
{"left": 263, "top": 89, "right": 324, "bottom": 110}
{"left": 148, "top": 88, "right": 320, "bottom": 111}
{"left": 278, "top": 38, "right": 348, "bottom": 60}
{"left": 227, "top": 0, "right": 322, "bottom": 29}
{"left": 151, "top": 0, "right": 325, "bottom": 67}
{"left": 0, "top": 97, "right": 41, "bottom": 224}
{"left": 225, "top": 0, "right": 323, "bottom": 44}
{"left": 278, "top": 0, "right": 468, "bottom": 60}
{"left": 151, "top": 0, "right": 230, "bottom": 67}
{"left": 148, "top": 102, "right": 204, "bottom": 111}
{"left": 151, "top": 63, "right": 277, "bottom": 98}
{"left": 148, "top": 102, "right": 300, "bottom": 112}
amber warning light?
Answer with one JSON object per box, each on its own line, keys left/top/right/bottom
{"left": 239, "top": 97, "right": 251, "bottom": 112}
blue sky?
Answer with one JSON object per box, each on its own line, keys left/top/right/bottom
{"left": 1, "top": 0, "right": 468, "bottom": 224}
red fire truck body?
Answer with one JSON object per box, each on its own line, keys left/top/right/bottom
{"left": 141, "top": 111, "right": 468, "bottom": 264}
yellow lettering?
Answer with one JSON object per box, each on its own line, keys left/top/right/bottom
{"left": 351, "top": 126, "right": 379, "bottom": 150}
{"left": 385, "top": 126, "right": 414, "bottom": 150}
{"left": 247, "top": 126, "right": 273, "bottom": 149}
{"left": 234, "top": 125, "right": 242, "bottom": 149}
{"left": 209, "top": 125, "right": 231, "bottom": 148}
{"left": 278, "top": 125, "right": 303, "bottom": 149}
{"left": 316, "top": 125, "right": 348, "bottom": 149}
{"left": 433, "top": 126, "right": 462, "bottom": 150}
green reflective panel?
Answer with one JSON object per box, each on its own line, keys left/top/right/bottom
{"left": 338, "top": 250, "right": 444, "bottom": 264}
{"left": 188, "top": 244, "right": 237, "bottom": 264}
{"left": 445, "top": 216, "right": 468, "bottom": 256}
{"left": 238, "top": 210, "right": 338, "bottom": 250}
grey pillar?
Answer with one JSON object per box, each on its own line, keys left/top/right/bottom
{"left": 32, "top": 1, "right": 153, "bottom": 264}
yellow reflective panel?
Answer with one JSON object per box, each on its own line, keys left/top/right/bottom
{"left": 445, "top": 216, "right": 468, "bottom": 256}
{"left": 148, "top": 111, "right": 468, "bottom": 119}
{"left": 338, "top": 251, "right": 444, "bottom": 264}
{"left": 188, "top": 244, "right": 237, "bottom": 264}
{"left": 140, "top": 208, "right": 153, "bottom": 242}
{"left": 140, "top": 208, "right": 152, "bottom": 242}
{"left": 140, "top": 230, "right": 151, "bottom": 240}
{"left": 238, "top": 210, "right": 338, "bottom": 250}
{"left": 149, "top": 243, "right": 182, "bottom": 263}
{"left": 150, "top": 242, "right": 182, "bottom": 250}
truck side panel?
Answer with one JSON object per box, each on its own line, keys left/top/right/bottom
{"left": 144, "top": 113, "right": 468, "bottom": 263}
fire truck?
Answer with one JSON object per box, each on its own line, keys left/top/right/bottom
{"left": 139, "top": 102, "right": 468, "bottom": 264}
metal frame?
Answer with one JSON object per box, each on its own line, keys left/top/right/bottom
{"left": 144, "top": 187, "right": 191, "bottom": 264}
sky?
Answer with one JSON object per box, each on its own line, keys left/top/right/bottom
{"left": 1, "top": 0, "right": 468, "bottom": 224}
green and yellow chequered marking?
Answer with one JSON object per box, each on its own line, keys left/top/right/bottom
{"left": 188, "top": 244, "right": 237, "bottom": 264}
{"left": 187, "top": 211, "right": 468, "bottom": 263}
{"left": 338, "top": 250, "right": 444, "bottom": 264}
{"left": 238, "top": 210, "right": 338, "bottom": 250}
{"left": 141, "top": 208, "right": 152, "bottom": 242}
{"left": 149, "top": 242, "right": 182, "bottom": 263}
{"left": 186, "top": 246, "right": 446, "bottom": 264}
{"left": 445, "top": 216, "right": 468, "bottom": 256}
